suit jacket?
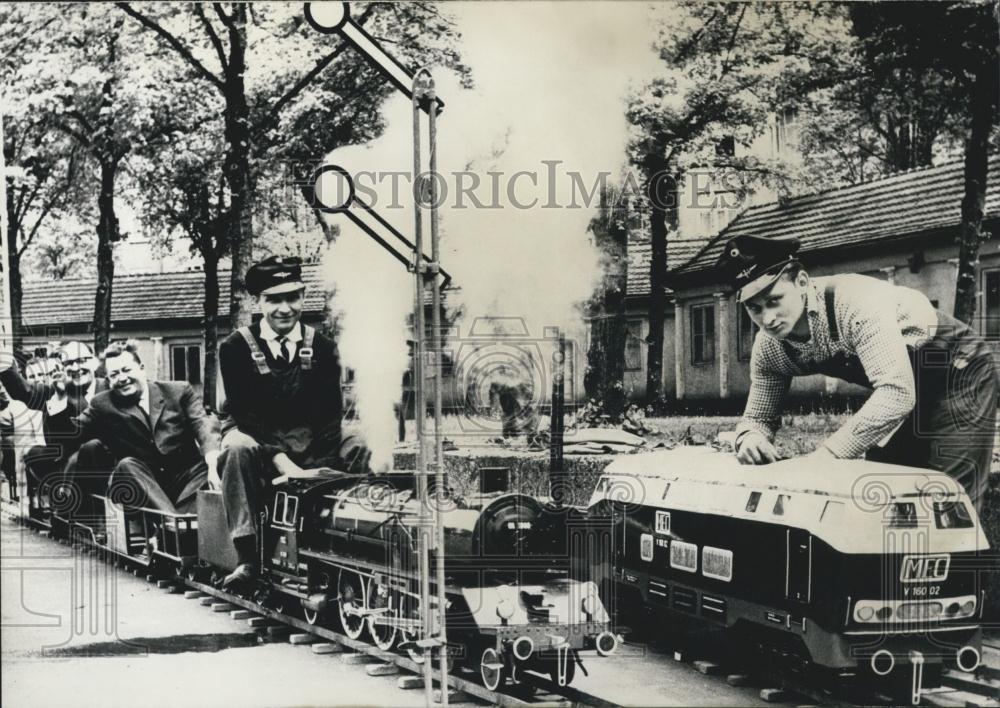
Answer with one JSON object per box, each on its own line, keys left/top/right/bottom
{"left": 76, "top": 381, "right": 220, "bottom": 481}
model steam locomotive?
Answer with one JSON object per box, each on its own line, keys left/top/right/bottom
{"left": 3, "top": 467, "right": 617, "bottom": 692}
{"left": 588, "top": 445, "right": 988, "bottom": 703}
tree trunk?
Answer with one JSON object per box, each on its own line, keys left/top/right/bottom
{"left": 92, "top": 159, "right": 118, "bottom": 352}
{"left": 5, "top": 191, "right": 23, "bottom": 351}
{"left": 645, "top": 167, "right": 676, "bottom": 405}
{"left": 223, "top": 3, "right": 254, "bottom": 328}
{"left": 585, "top": 317, "right": 627, "bottom": 418}
{"left": 584, "top": 188, "right": 628, "bottom": 418}
{"left": 202, "top": 249, "right": 220, "bottom": 412}
{"left": 952, "top": 64, "right": 995, "bottom": 326}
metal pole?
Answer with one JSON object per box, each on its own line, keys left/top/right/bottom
{"left": 549, "top": 332, "right": 566, "bottom": 506}
{"left": 412, "top": 73, "right": 434, "bottom": 708}
{"left": 426, "top": 73, "right": 450, "bottom": 706}
{"left": 0, "top": 104, "right": 12, "bottom": 340}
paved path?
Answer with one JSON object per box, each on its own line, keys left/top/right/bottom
{"left": 1, "top": 519, "right": 437, "bottom": 708}
{"left": 1, "top": 518, "right": 777, "bottom": 708}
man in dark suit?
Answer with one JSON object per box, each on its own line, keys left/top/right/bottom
{"left": 75, "top": 340, "right": 221, "bottom": 514}
{"left": 218, "top": 255, "right": 369, "bottom": 586}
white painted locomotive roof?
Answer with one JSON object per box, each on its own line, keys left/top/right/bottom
{"left": 590, "top": 446, "right": 988, "bottom": 554}
{"left": 602, "top": 445, "right": 964, "bottom": 498}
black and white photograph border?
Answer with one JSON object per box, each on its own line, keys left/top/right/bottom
{"left": 1, "top": 2, "right": 998, "bottom": 708}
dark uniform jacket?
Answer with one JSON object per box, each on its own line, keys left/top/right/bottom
{"left": 76, "top": 381, "right": 220, "bottom": 490}
{"left": 218, "top": 321, "right": 343, "bottom": 466}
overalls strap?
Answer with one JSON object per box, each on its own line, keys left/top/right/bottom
{"left": 824, "top": 281, "right": 839, "bottom": 341}
{"left": 238, "top": 326, "right": 271, "bottom": 375}
{"left": 300, "top": 325, "right": 315, "bottom": 371}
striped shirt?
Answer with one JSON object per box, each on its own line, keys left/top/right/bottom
{"left": 735, "top": 274, "right": 938, "bottom": 458}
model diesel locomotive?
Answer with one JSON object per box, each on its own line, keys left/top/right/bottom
{"left": 3, "top": 466, "right": 617, "bottom": 692}
{"left": 588, "top": 445, "right": 988, "bottom": 703}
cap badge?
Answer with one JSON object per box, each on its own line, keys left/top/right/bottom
{"left": 737, "top": 265, "right": 756, "bottom": 280}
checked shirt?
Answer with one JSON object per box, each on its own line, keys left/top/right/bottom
{"left": 735, "top": 274, "right": 938, "bottom": 458}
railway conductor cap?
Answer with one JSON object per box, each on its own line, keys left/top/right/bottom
{"left": 715, "top": 235, "right": 801, "bottom": 302}
{"left": 245, "top": 255, "right": 305, "bottom": 296}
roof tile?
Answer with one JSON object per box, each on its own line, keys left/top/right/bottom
{"left": 669, "top": 155, "right": 1000, "bottom": 279}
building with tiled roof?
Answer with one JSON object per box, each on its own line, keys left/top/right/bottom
{"left": 640, "top": 155, "right": 1000, "bottom": 406}
{"left": 18, "top": 264, "right": 336, "bottom": 398}
{"left": 668, "top": 154, "right": 1000, "bottom": 285}
{"left": 625, "top": 237, "right": 709, "bottom": 298}
{"left": 21, "top": 263, "right": 332, "bottom": 329}
{"left": 619, "top": 236, "right": 711, "bottom": 399}
{"left": 18, "top": 260, "right": 453, "bottom": 408}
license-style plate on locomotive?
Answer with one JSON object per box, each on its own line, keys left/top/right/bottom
{"left": 900, "top": 554, "right": 950, "bottom": 583}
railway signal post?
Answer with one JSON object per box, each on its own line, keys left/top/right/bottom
{"left": 303, "top": 3, "right": 450, "bottom": 704}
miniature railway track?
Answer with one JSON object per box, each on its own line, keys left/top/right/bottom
{"left": 4, "top": 505, "right": 997, "bottom": 708}
{"left": 179, "top": 577, "right": 583, "bottom": 708}
{"left": 0, "top": 504, "right": 612, "bottom": 708}
{"left": 629, "top": 633, "right": 999, "bottom": 708}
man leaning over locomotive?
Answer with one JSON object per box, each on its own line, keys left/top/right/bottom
{"left": 718, "top": 235, "right": 998, "bottom": 510}
{"left": 217, "top": 256, "right": 370, "bottom": 588}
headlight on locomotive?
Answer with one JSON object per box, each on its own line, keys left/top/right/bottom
{"left": 495, "top": 584, "right": 516, "bottom": 620}
{"left": 853, "top": 595, "right": 977, "bottom": 623}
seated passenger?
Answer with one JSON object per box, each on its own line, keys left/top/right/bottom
{"left": 74, "top": 340, "right": 221, "bottom": 515}
{"left": 0, "top": 343, "right": 102, "bottom": 504}
{"left": 218, "top": 256, "right": 370, "bottom": 586}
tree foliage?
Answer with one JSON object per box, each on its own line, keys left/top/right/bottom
{"left": 627, "top": 2, "right": 847, "bottom": 403}
{"left": 117, "top": 1, "right": 469, "bottom": 327}
{"left": 846, "top": 1, "right": 999, "bottom": 324}
{"left": 1, "top": 3, "right": 182, "bottom": 350}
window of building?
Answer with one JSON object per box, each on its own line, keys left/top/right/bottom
{"left": 690, "top": 304, "right": 715, "bottom": 365}
{"left": 985, "top": 270, "right": 1000, "bottom": 339}
{"left": 737, "top": 307, "right": 758, "bottom": 361}
{"left": 625, "top": 320, "right": 643, "bottom": 372}
{"left": 716, "top": 136, "right": 735, "bottom": 157}
{"left": 170, "top": 344, "right": 201, "bottom": 384}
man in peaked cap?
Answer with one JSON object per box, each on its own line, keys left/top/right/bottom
{"left": 717, "top": 235, "right": 998, "bottom": 510}
{"left": 217, "top": 255, "right": 370, "bottom": 587}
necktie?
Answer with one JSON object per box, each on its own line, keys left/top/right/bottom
{"left": 277, "top": 336, "right": 290, "bottom": 363}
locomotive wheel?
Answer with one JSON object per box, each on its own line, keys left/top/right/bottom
{"left": 479, "top": 646, "right": 509, "bottom": 691}
{"left": 337, "top": 570, "right": 367, "bottom": 640}
{"left": 303, "top": 604, "right": 323, "bottom": 626}
{"left": 366, "top": 578, "right": 398, "bottom": 651}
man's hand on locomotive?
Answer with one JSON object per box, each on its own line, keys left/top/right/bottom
{"left": 270, "top": 451, "right": 336, "bottom": 484}
{"left": 735, "top": 431, "right": 781, "bottom": 465}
